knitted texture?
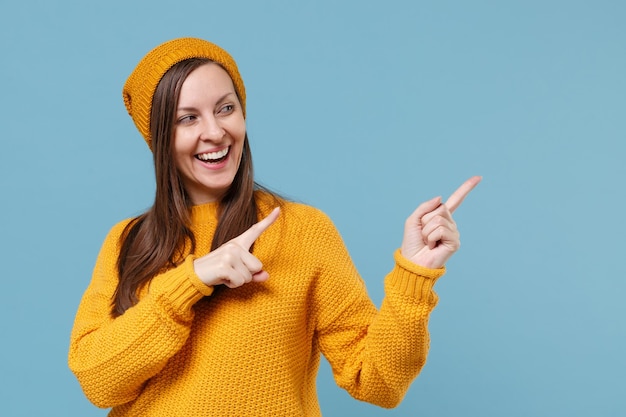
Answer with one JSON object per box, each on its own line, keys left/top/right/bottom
{"left": 122, "top": 37, "right": 246, "bottom": 149}
{"left": 68, "top": 193, "right": 445, "bottom": 416}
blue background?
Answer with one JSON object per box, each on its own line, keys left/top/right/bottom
{"left": 1, "top": 1, "right": 624, "bottom": 416}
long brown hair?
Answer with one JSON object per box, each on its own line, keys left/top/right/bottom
{"left": 112, "top": 58, "right": 262, "bottom": 316}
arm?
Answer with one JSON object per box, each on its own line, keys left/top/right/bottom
{"left": 311, "top": 215, "right": 443, "bottom": 408}
{"left": 314, "top": 176, "right": 480, "bottom": 407}
{"left": 68, "top": 209, "right": 279, "bottom": 408}
{"left": 68, "top": 221, "right": 212, "bottom": 408}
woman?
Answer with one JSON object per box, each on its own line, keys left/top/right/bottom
{"left": 68, "top": 37, "right": 480, "bottom": 416}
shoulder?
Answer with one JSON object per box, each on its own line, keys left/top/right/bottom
{"left": 98, "top": 217, "right": 137, "bottom": 252}
{"left": 255, "top": 194, "right": 345, "bottom": 258}
{"left": 255, "top": 190, "right": 334, "bottom": 228}
{"left": 253, "top": 192, "right": 350, "bottom": 264}
{"left": 109, "top": 217, "right": 137, "bottom": 238}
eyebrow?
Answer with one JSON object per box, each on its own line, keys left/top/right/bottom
{"left": 176, "top": 92, "right": 237, "bottom": 112}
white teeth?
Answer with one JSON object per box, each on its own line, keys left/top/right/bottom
{"left": 197, "top": 148, "right": 229, "bottom": 161}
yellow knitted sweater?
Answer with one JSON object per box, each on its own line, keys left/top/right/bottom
{"left": 68, "top": 195, "right": 444, "bottom": 416}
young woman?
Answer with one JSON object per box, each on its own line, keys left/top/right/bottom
{"left": 68, "top": 37, "right": 480, "bottom": 416}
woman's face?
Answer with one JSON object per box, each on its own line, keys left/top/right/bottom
{"left": 173, "top": 63, "right": 246, "bottom": 205}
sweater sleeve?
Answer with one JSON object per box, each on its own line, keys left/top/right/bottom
{"left": 310, "top": 211, "right": 444, "bottom": 408}
{"left": 68, "top": 221, "right": 213, "bottom": 408}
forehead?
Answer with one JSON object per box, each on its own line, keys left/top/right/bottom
{"left": 178, "top": 63, "right": 236, "bottom": 101}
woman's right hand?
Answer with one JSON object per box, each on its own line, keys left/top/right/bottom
{"left": 193, "top": 207, "right": 280, "bottom": 288}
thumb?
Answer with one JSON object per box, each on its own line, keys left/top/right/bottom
{"left": 408, "top": 196, "right": 443, "bottom": 226}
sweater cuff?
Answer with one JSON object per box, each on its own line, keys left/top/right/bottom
{"left": 185, "top": 255, "right": 215, "bottom": 296}
{"left": 386, "top": 249, "right": 446, "bottom": 300}
{"left": 149, "top": 256, "right": 214, "bottom": 319}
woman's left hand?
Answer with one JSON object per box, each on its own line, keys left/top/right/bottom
{"left": 401, "top": 176, "right": 481, "bottom": 269}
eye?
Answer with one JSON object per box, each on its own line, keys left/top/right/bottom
{"left": 218, "top": 104, "right": 235, "bottom": 115}
{"left": 177, "top": 115, "right": 197, "bottom": 124}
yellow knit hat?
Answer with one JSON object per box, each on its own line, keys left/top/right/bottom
{"left": 123, "top": 37, "right": 246, "bottom": 149}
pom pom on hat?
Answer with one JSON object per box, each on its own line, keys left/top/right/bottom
{"left": 122, "top": 37, "right": 246, "bottom": 149}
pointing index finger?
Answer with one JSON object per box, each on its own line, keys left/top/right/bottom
{"left": 234, "top": 207, "right": 281, "bottom": 250}
{"left": 444, "top": 176, "right": 482, "bottom": 213}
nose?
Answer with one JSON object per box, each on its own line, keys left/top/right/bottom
{"left": 199, "top": 115, "right": 225, "bottom": 141}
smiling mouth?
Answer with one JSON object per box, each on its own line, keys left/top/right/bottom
{"left": 196, "top": 147, "right": 229, "bottom": 164}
